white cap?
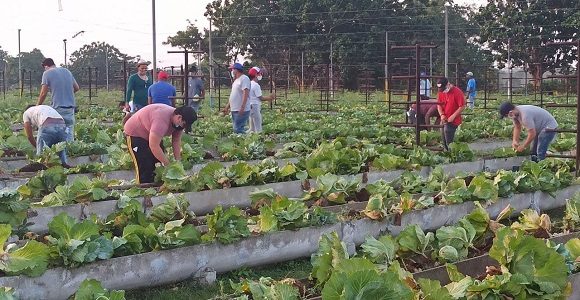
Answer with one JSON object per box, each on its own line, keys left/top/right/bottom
{"left": 466, "top": 72, "right": 473, "bottom": 77}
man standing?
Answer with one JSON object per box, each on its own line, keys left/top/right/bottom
{"left": 436, "top": 77, "right": 465, "bottom": 150}
{"left": 499, "top": 102, "right": 558, "bottom": 161}
{"left": 124, "top": 104, "right": 197, "bottom": 183}
{"left": 126, "top": 60, "right": 153, "bottom": 113}
{"left": 466, "top": 72, "right": 477, "bottom": 109}
{"left": 419, "top": 71, "right": 431, "bottom": 99}
{"left": 148, "top": 71, "right": 176, "bottom": 107}
{"left": 187, "top": 65, "right": 205, "bottom": 113}
{"left": 22, "top": 105, "right": 69, "bottom": 167}
{"left": 37, "top": 58, "right": 79, "bottom": 141}
{"left": 222, "top": 63, "right": 251, "bottom": 134}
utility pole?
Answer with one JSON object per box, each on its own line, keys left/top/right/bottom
{"left": 18, "top": 29, "right": 22, "bottom": 98}
{"left": 301, "top": 51, "right": 304, "bottom": 93}
{"left": 330, "top": 42, "right": 334, "bottom": 99}
{"left": 209, "top": 18, "right": 214, "bottom": 108}
{"left": 151, "top": 0, "right": 157, "bottom": 80}
{"left": 507, "top": 38, "right": 512, "bottom": 101}
{"left": 385, "top": 31, "right": 389, "bottom": 103}
{"left": 444, "top": 6, "right": 448, "bottom": 78}
{"left": 63, "top": 39, "right": 68, "bottom": 67}
{"left": 105, "top": 46, "right": 109, "bottom": 91}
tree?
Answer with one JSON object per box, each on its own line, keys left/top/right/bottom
{"left": 4, "top": 48, "right": 45, "bottom": 87}
{"left": 474, "top": 0, "right": 579, "bottom": 86}
{"left": 68, "top": 42, "right": 135, "bottom": 87}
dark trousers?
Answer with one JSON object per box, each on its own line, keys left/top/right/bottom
{"left": 442, "top": 123, "right": 458, "bottom": 151}
{"left": 126, "top": 136, "right": 163, "bottom": 184}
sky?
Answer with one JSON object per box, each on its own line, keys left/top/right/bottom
{"left": 0, "top": 0, "right": 485, "bottom": 68}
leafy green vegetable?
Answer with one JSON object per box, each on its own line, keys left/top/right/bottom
{"left": 149, "top": 194, "right": 194, "bottom": 224}
{"left": 0, "top": 188, "right": 29, "bottom": 228}
{"left": 321, "top": 258, "right": 414, "bottom": 300}
{"left": 360, "top": 235, "right": 397, "bottom": 266}
{"left": 229, "top": 277, "right": 299, "bottom": 300}
{"left": 47, "top": 213, "right": 114, "bottom": 267}
{"left": 418, "top": 278, "right": 454, "bottom": 300}
{"left": 310, "top": 232, "right": 348, "bottom": 286}
{"left": 74, "top": 278, "right": 126, "bottom": 300}
{"left": 0, "top": 224, "right": 49, "bottom": 277}
{"left": 396, "top": 224, "right": 434, "bottom": 258}
{"left": 258, "top": 196, "right": 308, "bottom": 232}
{"left": 202, "top": 206, "right": 249, "bottom": 244}
{"left": 564, "top": 192, "right": 580, "bottom": 231}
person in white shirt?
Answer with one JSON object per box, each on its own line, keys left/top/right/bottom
{"left": 22, "top": 105, "right": 69, "bottom": 166}
{"left": 247, "top": 67, "right": 275, "bottom": 133}
{"left": 420, "top": 71, "right": 431, "bottom": 99}
{"left": 222, "top": 63, "right": 251, "bottom": 134}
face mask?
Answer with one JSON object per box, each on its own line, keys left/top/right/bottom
{"left": 443, "top": 86, "right": 451, "bottom": 93}
{"left": 257, "top": 75, "right": 263, "bottom": 81}
{"left": 172, "top": 123, "right": 184, "bottom": 131}
{"left": 231, "top": 71, "right": 236, "bottom": 78}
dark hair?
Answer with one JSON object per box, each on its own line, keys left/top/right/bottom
{"left": 24, "top": 104, "right": 35, "bottom": 112}
{"left": 41, "top": 58, "right": 55, "bottom": 67}
{"left": 118, "top": 101, "right": 126, "bottom": 107}
{"left": 189, "top": 65, "right": 197, "bottom": 73}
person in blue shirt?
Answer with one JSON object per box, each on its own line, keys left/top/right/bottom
{"left": 466, "top": 72, "right": 477, "bottom": 109}
{"left": 148, "top": 71, "right": 176, "bottom": 107}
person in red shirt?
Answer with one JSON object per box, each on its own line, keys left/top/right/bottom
{"left": 436, "top": 77, "right": 465, "bottom": 150}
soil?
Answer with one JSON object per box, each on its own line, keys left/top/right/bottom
{"left": 18, "top": 162, "right": 48, "bottom": 172}
{"left": 203, "top": 151, "right": 214, "bottom": 160}
{"left": 0, "top": 149, "right": 26, "bottom": 157}
{"left": 354, "top": 188, "right": 370, "bottom": 202}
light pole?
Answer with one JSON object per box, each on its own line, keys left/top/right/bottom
{"left": 18, "top": 29, "right": 22, "bottom": 98}
{"left": 63, "top": 39, "right": 68, "bottom": 67}
{"left": 151, "top": 0, "right": 157, "bottom": 81}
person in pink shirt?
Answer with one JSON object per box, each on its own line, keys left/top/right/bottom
{"left": 123, "top": 104, "right": 197, "bottom": 183}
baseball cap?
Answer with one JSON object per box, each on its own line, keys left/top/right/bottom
{"left": 228, "top": 63, "right": 244, "bottom": 72}
{"left": 41, "top": 58, "right": 55, "bottom": 67}
{"left": 498, "top": 101, "right": 515, "bottom": 118}
{"left": 157, "top": 71, "right": 169, "bottom": 80}
{"left": 436, "top": 77, "right": 449, "bottom": 91}
{"left": 248, "top": 67, "right": 261, "bottom": 77}
{"left": 136, "top": 59, "right": 150, "bottom": 67}
{"left": 174, "top": 106, "right": 197, "bottom": 133}
{"left": 466, "top": 71, "right": 473, "bottom": 77}
{"left": 420, "top": 71, "right": 426, "bottom": 76}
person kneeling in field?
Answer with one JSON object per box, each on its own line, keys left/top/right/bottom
{"left": 22, "top": 105, "right": 70, "bottom": 167}
{"left": 124, "top": 104, "right": 197, "bottom": 183}
{"left": 499, "top": 101, "right": 558, "bottom": 161}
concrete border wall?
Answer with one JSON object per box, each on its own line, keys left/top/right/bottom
{"left": 5, "top": 185, "right": 578, "bottom": 299}
{"left": 27, "top": 157, "right": 530, "bottom": 233}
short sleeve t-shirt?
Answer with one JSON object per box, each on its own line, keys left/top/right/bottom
{"left": 41, "top": 67, "right": 78, "bottom": 108}
{"left": 467, "top": 78, "right": 477, "bottom": 97}
{"left": 514, "top": 105, "right": 558, "bottom": 133}
{"left": 437, "top": 86, "right": 465, "bottom": 126}
{"left": 22, "top": 105, "right": 63, "bottom": 128}
{"left": 229, "top": 75, "right": 251, "bottom": 112}
{"left": 148, "top": 81, "right": 176, "bottom": 106}
{"left": 124, "top": 104, "right": 178, "bottom": 140}
{"left": 187, "top": 76, "right": 204, "bottom": 100}
{"left": 249, "top": 81, "right": 263, "bottom": 106}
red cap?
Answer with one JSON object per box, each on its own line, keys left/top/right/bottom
{"left": 158, "top": 71, "right": 169, "bottom": 80}
{"left": 248, "top": 67, "right": 261, "bottom": 77}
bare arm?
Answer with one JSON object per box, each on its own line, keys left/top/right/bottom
{"left": 521, "top": 128, "right": 537, "bottom": 149}
{"left": 512, "top": 121, "right": 522, "bottom": 148}
{"left": 447, "top": 105, "right": 465, "bottom": 122}
{"left": 171, "top": 131, "right": 182, "bottom": 160}
{"left": 240, "top": 89, "right": 249, "bottom": 113}
{"left": 37, "top": 85, "right": 49, "bottom": 105}
{"left": 73, "top": 81, "right": 80, "bottom": 93}
{"left": 148, "top": 132, "right": 169, "bottom": 166}
{"left": 23, "top": 122, "right": 36, "bottom": 148}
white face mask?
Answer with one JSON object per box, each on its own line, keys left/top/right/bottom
{"left": 257, "top": 75, "right": 263, "bottom": 81}
{"left": 231, "top": 71, "right": 235, "bottom": 78}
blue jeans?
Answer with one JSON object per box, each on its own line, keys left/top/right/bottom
{"left": 231, "top": 111, "right": 250, "bottom": 134}
{"left": 442, "top": 123, "right": 458, "bottom": 151}
{"left": 468, "top": 95, "right": 475, "bottom": 109}
{"left": 189, "top": 100, "right": 201, "bottom": 113}
{"left": 55, "top": 107, "right": 75, "bottom": 141}
{"left": 531, "top": 130, "right": 557, "bottom": 161}
{"left": 37, "top": 124, "right": 68, "bottom": 164}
